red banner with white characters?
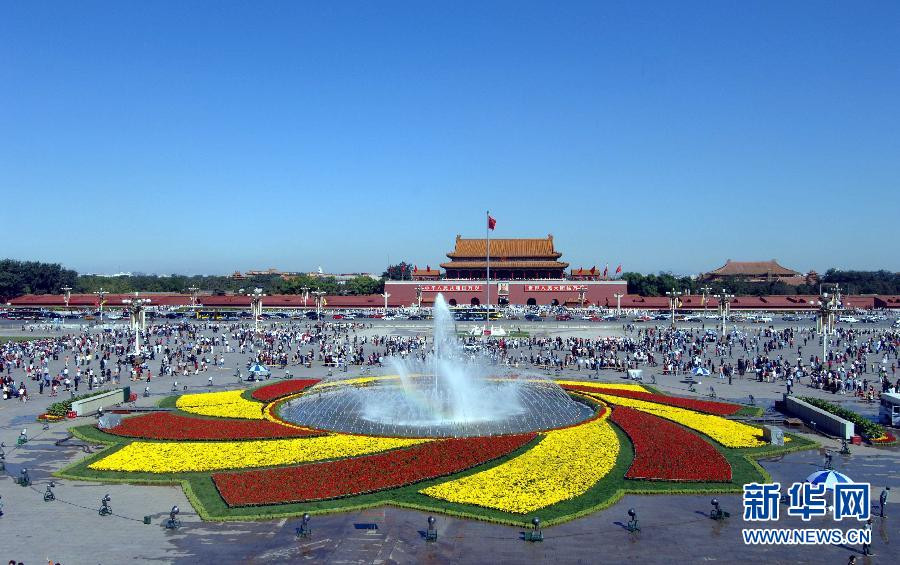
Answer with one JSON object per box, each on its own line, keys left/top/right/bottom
{"left": 421, "top": 284, "right": 483, "bottom": 292}
{"left": 524, "top": 284, "right": 587, "bottom": 292}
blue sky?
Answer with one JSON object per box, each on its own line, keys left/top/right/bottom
{"left": 2, "top": 1, "right": 898, "bottom": 275}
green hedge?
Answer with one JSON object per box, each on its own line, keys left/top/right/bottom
{"left": 47, "top": 390, "right": 110, "bottom": 417}
{"left": 798, "top": 396, "right": 884, "bottom": 438}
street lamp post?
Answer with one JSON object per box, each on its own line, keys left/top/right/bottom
{"left": 95, "top": 288, "right": 108, "bottom": 324}
{"left": 811, "top": 285, "right": 843, "bottom": 364}
{"left": 665, "top": 289, "right": 682, "bottom": 329}
{"left": 122, "top": 292, "right": 151, "bottom": 356}
{"left": 186, "top": 286, "right": 200, "bottom": 309}
{"left": 381, "top": 291, "right": 391, "bottom": 315}
{"left": 416, "top": 287, "right": 423, "bottom": 309}
{"left": 700, "top": 286, "right": 712, "bottom": 313}
{"left": 613, "top": 292, "right": 624, "bottom": 316}
{"left": 61, "top": 286, "right": 72, "bottom": 311}
{"left": 300, "top": 286, "right": 310, "bottom": 308}
{"left": 715, "top": 290, "right": 735, "bottom": 336}
{"left": 247, "top": 288, "right": 266, "bottom": 333}
{"left": 312, "top": 290, "right": 326, "bottom": 320}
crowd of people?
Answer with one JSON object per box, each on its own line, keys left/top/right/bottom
{"left": 2, "top": 318, "right": 899, "bottom": 410}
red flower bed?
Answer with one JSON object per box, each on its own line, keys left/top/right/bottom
{"left": 871, "top": 430, "right": 897, "bottom": 445}
{"left": 610, "top": 406, "right": 732, "bottom": 482}
{"left": 213, "top": 433, "right": 536, "bottom": 506}
{"left": 251, "top": 379, "right": 320, "bottom": 402}
{"left": 562, "top": 384, "right": 741, "bottom": 416}
{"left": 103, "top": 412, "right": 323, "bottom": 440}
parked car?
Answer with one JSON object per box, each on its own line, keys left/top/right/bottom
{"left": 555, "top": 314, "right": 572, "bottom": 321}
{"left": 524, "top": 313, "right": 543, "bottom": 321}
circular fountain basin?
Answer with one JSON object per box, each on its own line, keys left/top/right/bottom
{"left": 278, "top": 375, "right": 594, "bottom": 438}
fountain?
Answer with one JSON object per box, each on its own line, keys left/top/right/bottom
{"left": 279, "top": 294, "right": 592, "bottom": 437}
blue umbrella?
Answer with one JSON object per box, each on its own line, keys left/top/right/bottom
{"left": 248, "top": 363, "right": 271, "bottom": 377}
{"left": 806, "top": 470, "right": 852, "bottom": 491}
{"left": 691, "top": 367, "right": 711, "bottom": 376}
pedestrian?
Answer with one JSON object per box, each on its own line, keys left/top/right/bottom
{"left": 846, "top": 556, "right": 856, "bottom": 565}
{"left": 861, "top": 518, "right": 873, "bottom": 555}
{"left": 879, "top": 486, "right": 890, "bottom": 518}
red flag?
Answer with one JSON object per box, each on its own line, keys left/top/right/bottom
{"left": 426, "top": 265, "right": 430, "bottom": 271}
{"left": 603, "top": 264, "right": 608, "bottom": 278}
{"left": 487, "top": 215, "right": 496, "bottom": 230}
{"left": 590, "top": 266, "right": 596, "bottom": 275}
{"left": 414, "top": 265, "right": 418, "bottom": 272}
{"left": 615, "top": 264, "right": 622, "bottom": 274}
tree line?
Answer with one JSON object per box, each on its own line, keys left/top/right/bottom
{"left": 2, "top": 259, "right": 899, "bottom": 300}
{"left": 621, "top": 269, "right": 900, "bottom": 297}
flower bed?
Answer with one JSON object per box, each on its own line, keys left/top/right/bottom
{"left": 797, "top": 396, "right": 886, "bottom": 440}
{"left": 421, "top": 408, "right": 619, "bottom": 513}
{"left": 251, "top": 379, "right": 320, "bottom": 402}
{"left": 554, "top": 381, "right": 649, "bottom": 393}
{"left": 563, "top": 384, "right": 741, "bottom": 416}
{"left": 176, "top": 390, "right": 265, "bottom": 420}
{"left": 103, "top": 412, "right": 323, "bottom": 440}
{"left": 593, "top": 393, "right": 766, "bottom": 448}
{"left": 870, "top": 430, "right": 896, "bottom": 445}
{"left": 610, "top": 406, "right": 732, "bottom": 481}
{"left": 213, "top": 433, "right": 536, "bottom": 506}
{"left": 88, "top": 435, "right": 428, "bottom": 473}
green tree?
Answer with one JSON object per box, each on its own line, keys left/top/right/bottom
{"left": 382, "top": 262, "right": 413, "bottom": 280}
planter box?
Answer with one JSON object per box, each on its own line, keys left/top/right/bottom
{"left": 783, "top": 395, "right": 855, "bottom": 439}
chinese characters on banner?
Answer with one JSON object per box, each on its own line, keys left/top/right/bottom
{"left": 420, "top": 284, "right": 483, "bottom": 293}
{"left": 524, "top": 284, "right": 588, "bottom": 292}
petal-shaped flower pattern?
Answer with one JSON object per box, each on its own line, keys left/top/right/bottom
{"left": 88, "top": 435, "right": 427, "bottom": 473}
{"left": 420, "top": 408, "right": 619, "bottom": 513}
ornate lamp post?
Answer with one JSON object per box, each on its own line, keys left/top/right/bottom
{"left": 312, "top": 290, "right": 326, "bottom": 320}
{"left": 700, "top": 286, "right": 712, "bottom": 313}
{"left": 613, "top": 292, "right": 624, "bottom": 316}
{"left": 810, "top": 285, "right": 843, "bottom": 363}
{"left": 95, "top": 288, "right": 108, "bottom": 324}
{"left": 665, "top": 289, "right": 682, "bottom": 329}
{"left": 301, "top": 286, "right": 310, "bottom": 308}
{"left": 122, "top": 292, "right": 151, "bottom": 356}
{"left": 61, "top": 286, "right": 72, "bottom": 311}
{"left": 247, "top": 288, "right": 266, "bottom": 333}
{"left": 186, "top": 286, "right": 200, "bottom": 312}
{"left": 715, "top": 290, "right": 735, "bottom": 336}
{"left": 381, "top": 291, "right": 391, "bottom": 315}
{"left": 416, "top": 287, "right": 423, "bottom": 309}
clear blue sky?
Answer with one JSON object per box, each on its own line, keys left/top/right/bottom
{"left": 2, "top": 1, "right": 898, "bottom": 276}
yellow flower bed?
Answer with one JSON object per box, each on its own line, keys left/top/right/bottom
{"left": 555, "top": 380, "right": 648, "bottom": 392}
{"left": 421, "top": 411, "right": 619, "bottom": 513}
{"left": 176, "top": 390, "right": 265, "bottom": 419}
{"left": 594, "top": 393, "right": 766, "bottom": 448}
{"left": 89, "top": 435, "right": 428, "bottom": 473}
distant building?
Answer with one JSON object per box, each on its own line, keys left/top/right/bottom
{"left": 702, "top": 259, "right": 808, "bottom": 286}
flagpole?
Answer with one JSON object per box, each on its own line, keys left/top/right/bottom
{"left": 486, "top": 210, "right": 491, "bottom": 323}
